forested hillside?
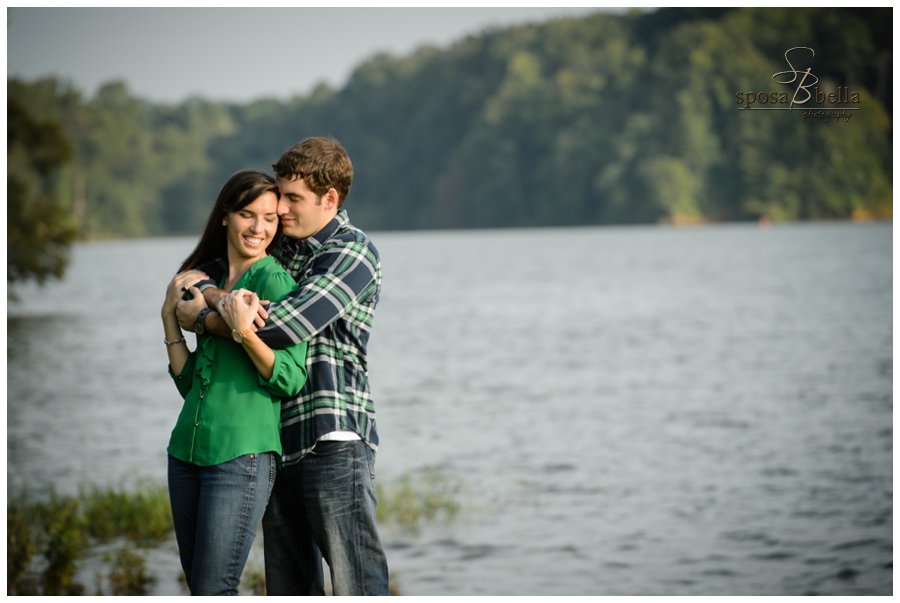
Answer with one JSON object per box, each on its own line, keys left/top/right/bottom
{"left": 8, "top": 7, "right": 892, "bottom": 239}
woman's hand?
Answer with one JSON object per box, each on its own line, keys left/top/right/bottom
{"left": 176, "top": 269, "right": 210, "bottom": 286}
{"left": 162, "top": 272, "right": 203, "bottom": 319}
{"left": 219, "top": 288, "right": 259, "bottom": 333}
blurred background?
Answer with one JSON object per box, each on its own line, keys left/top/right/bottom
{"left": 7, "top": 6, "right": 893, "bottom": 596}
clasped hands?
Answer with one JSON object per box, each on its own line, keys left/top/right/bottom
{"left": 219, "top": 288, "right": 262, "bottom": 334}
{"left": 171, "top": 269, "right": 270, "bottom": 333}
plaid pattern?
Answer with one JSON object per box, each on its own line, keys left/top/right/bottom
{"left": 257, "top": 210, "right": 382, "bottom": 465}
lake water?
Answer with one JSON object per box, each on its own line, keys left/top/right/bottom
{"left": 7, "top": 221, "right": 892, "bottom": 595}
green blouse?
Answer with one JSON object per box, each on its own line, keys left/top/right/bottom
{"left": 167, "top": 256, "right": 308, "bottom": 466}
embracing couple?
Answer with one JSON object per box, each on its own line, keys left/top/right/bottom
{"left": 160, "top": 137, "right": 390, "bottom": 595}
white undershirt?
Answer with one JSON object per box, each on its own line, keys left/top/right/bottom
{"left": 317, "top": 430, "right": 361, "bottom": 442}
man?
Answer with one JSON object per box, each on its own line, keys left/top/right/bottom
{"left": 176, "top": 137, "right": 390, "bottom": 595}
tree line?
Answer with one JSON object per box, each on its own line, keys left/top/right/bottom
{"left": 8, "top": 7, "right": 892, "bottom": 284}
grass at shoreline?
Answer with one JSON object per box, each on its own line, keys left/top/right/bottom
{"left": 8, "top": 471, "right": 462, "bottom": 595}
{"left": 376, "top": 468, "right": 462, "bottom": 532}
{"left": 8, "top": 483, "right": 171, "bottom": 595}
{"left": 80, "top": 482, "right": 173, "bottom": 543}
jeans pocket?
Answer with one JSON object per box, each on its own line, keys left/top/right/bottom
{"left": 309, "top": 440, "right": 355, "bottom": 457}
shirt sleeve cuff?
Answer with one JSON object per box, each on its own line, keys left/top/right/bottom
{"left": 168, "top": 353, "right": 196, "bottom": 398}
{"left": 168, "top": 365, "right": 192, "bottom": 398}
{"left": 257, "top": 346, "right": 287, "bottom": 390}
{"left": 258, "top": 349, "right": 306, "bottom": 397}
{"left": 195, "top": 279, "right": 217, "bottom": 292}
{"left": 259, "top": 353, "right": 283, "bottom": 386}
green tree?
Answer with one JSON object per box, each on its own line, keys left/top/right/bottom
{"left": 7, "top": 96, "right": 79, "bottom": 287}
{"left": 5, "top": 8, "right": 891, "bottom": 235}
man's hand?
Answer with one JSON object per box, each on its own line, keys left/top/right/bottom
{"left": 165, "top": 272, "right": 209, "bottom": 320}
{"left": 176, "top": 287, "right": 208, "bottom": 331}
{"left": 256, "top": 301, "right": 270, "bottom": 328}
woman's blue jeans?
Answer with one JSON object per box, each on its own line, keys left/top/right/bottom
{"left": 262, "top": 440, "right": 390, "bottom": 595}
{"left": 167, "top": 453, "right": 276, "bottom": 595}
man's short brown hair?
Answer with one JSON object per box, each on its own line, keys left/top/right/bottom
{"left": 272, "top": 137, "right": 353, "bottom": 207}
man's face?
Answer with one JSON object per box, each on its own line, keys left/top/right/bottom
{"left": 276, "top": 176, "right": 334, "bottom": 240}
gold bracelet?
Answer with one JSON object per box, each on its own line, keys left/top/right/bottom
{"left": 164, "top": 337, "right": 186, "bottom": 346}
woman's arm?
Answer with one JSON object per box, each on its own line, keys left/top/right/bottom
{"left": 220, "top": 278, "right": 309, "bottom": 397}
{"left": 219, "top": 288, "right": 277, "bottom": 381}
{"left": 163, "top": 315, "right": 190, "bottom": 376}
{"left": 162, "top": 275, "right": 204, "bottom": 376}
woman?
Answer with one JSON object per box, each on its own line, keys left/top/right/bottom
{"left": 160, "top": 170, "right": 307, "bottom": 595}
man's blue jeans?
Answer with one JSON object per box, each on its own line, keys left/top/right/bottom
{"left": 262, "top": 440, "right": 390, "bottom": 595}
{"left": 167, "top": 453, "right": 276, "bottom": 595}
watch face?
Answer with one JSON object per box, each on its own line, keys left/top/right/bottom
{"left": 195, "top": 308, "right": 209, "bottom": 335}
{"left": 232, "top": 331, "right": 243, "bottom": 343}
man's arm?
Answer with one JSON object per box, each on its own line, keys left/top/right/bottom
{"left": 188, "top": 307, "right": 232, "bottom": 337}
{"left": 191, "top": 257, "right": 227, "bottom": 332}
{"left": 198, "top": 288, "right": 231, "bottom": 336}
{"left": 173, "top": 261, "right": 264, "bottom": 337}
{"left": 176, "top": 290, "right": 264, "bottom": 338}
{"left": 256, "top": 238, "right": 380, "bottom": 349}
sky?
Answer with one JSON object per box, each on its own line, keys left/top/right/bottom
{"left": 7, "top": 6, "right": 632, "bottom": 104}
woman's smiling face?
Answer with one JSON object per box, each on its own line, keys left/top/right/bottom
{"left": 224, "top": 191, "right": 279, "bottom": 262}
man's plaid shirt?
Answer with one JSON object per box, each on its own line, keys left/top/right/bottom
{"left": 200, "top": 210, "right": 381, "bottom": 466}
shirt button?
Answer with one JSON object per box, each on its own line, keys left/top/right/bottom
{"left": 194, "top": 422, "right": 199, "bottom": 426}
